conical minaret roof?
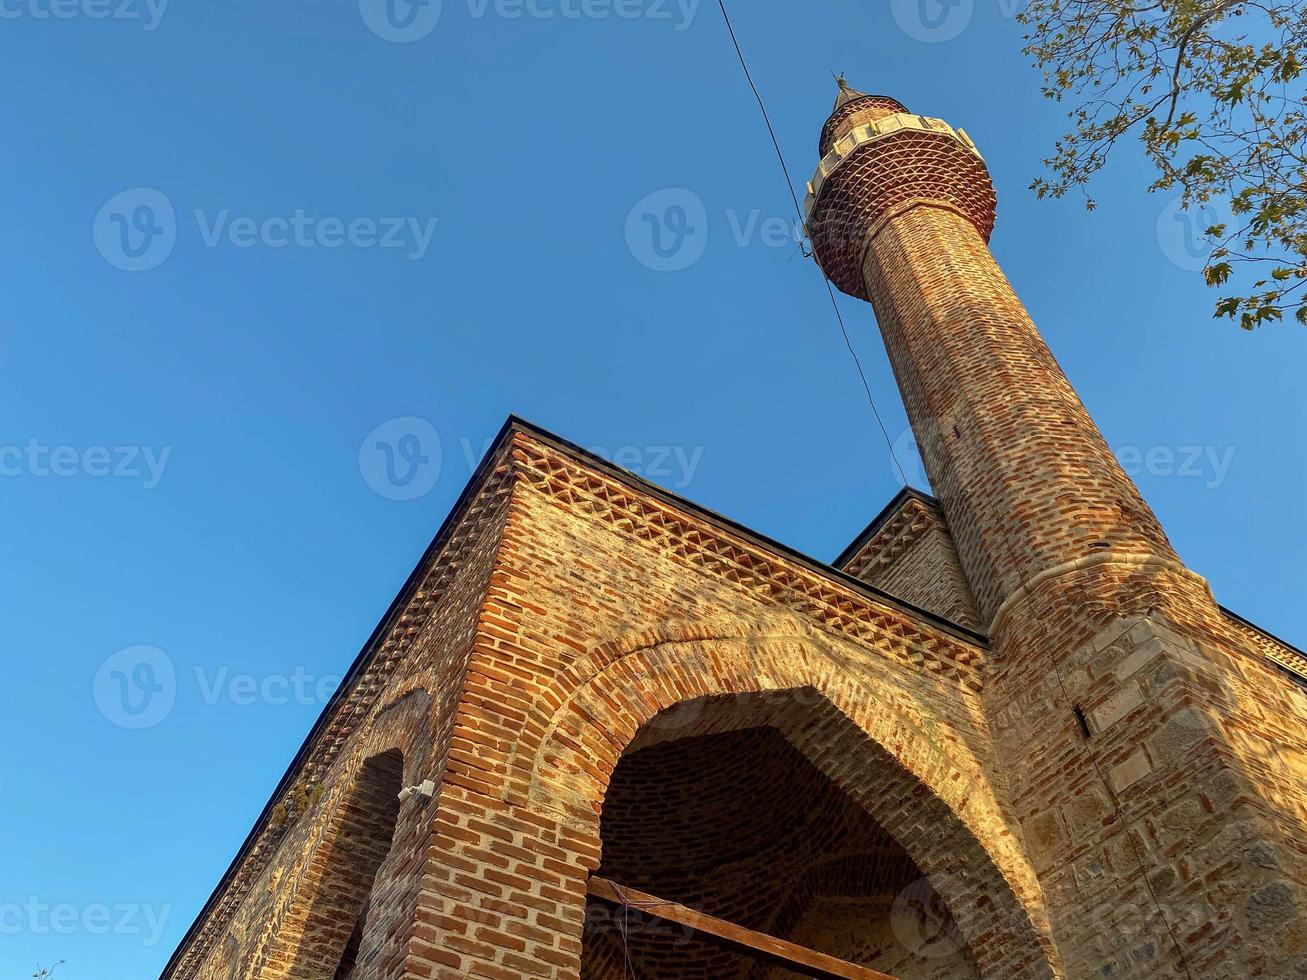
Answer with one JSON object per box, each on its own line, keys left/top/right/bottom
{"left": 819, "top": 78, "right": 909, "bottom": 156}
{"left": 832, "top": 75, "right": 871, "bottom": 111}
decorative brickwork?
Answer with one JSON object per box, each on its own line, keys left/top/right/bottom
{"left": 856, "top": 203, "right": 1174, "bottom": 622}
{"left": 839, "top": 489, "right": 982, "bottom": 630}
{"left": 173, "top": 444, "right": 518, "bottom": 980}
{"left": 806, "top": 115, "right": 996, "bottom": 300}
{"left": 166, "top": 81, "right": 1307, "bottom": 980}
{"left": 167, "top": 425, "right": 1060, "bottom": 980}
{"left": 819, "top": 91, "right": 909, "bottom": 155}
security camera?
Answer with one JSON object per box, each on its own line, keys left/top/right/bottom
{"left": 397, "top": 779, "right": 435, "bottom": 803}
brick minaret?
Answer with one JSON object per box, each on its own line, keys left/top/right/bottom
{"left": 808, "top": 80, "right": 1307, "bottom": 977}
{"left": 807, "top": 79, "right": 1179, "bottom": 626}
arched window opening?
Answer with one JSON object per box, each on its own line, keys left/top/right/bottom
{"left": 581, "top": 699, "right": 979, "bottom": 980}
{"left": 328, "top": 749, "right": 403, "bottom": 980}
{"left": 284, "top": 749, "right": 404, "bottom": 979}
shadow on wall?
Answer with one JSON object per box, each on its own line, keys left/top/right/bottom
{"left": 580, "top": 693, "right": 988, "bottom": 979}
{"left": 286, "top": 749, "right": 404, "bottom": 980}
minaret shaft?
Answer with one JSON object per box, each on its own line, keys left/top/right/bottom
{"left": 860, "top": 205, "right": 1175, "bottom": 622}
{"left": 806, "top": 97, "right": 1176, "bottom": 624}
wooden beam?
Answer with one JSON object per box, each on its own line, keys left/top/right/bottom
{"left": 587, "top": 875, "right": 898, "bottom": 980}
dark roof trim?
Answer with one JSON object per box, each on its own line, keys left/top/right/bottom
{"left": 160, "top": 415, "right": 522, "bottom": 979}
{"left": 162, "top": 417, "right": 988, "bottom": 978}
{"left": 1219, "top": 604, "right": 1305, "bottom": 658}
{"left": 832, "top": 485, "right": 938, "bottom": 570}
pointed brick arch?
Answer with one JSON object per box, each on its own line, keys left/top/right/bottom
{"left": 252, "top": 749, "right": 405, "bottom": 980}
{"left": 499, "top": 621, "right": 1060, "bottom": 979}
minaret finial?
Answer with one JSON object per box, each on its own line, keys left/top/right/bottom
{"left": 830, "top": 74, "right": 870, "bottom": 112}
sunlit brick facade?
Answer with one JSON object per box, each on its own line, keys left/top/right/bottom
{"left": 163, "top": 83, "right": 1307, "bottom": 980}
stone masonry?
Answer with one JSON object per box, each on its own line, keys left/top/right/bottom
{"left": 161, "top": 82, "right": 1307, "bottom": 979}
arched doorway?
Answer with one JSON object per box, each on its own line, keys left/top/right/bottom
{"left": 581, "top": 694, "right": 981, "bottom": 979}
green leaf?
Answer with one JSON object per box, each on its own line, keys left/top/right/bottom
{"left": 1216, "top": 297, "right": 1241, "bottom": 319}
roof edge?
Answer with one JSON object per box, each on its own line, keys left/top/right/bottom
{"left": 161, "top": 415, "right": 525, "bottom": 978}
{"left": 510, "top": 421, "right": 987, "bottom": 645}
{"left": 162, "top": 419, "right": 987, "bottom": 978}
{"left": 832, "top": 485, "right": 938, "bottom": 570}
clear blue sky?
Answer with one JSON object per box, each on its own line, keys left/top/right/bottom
{"left": 1, "top": 1, "right": 1303, "bottom": 975}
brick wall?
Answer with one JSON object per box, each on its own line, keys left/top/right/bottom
{"left": 413, "top": 434, "right": 1056, "bottom": 979}
{"left": 841, "top": 492, "right": 982, "bottom": 630}
{"left": 176, "top": 446, "right": 515, "bottom": 980}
